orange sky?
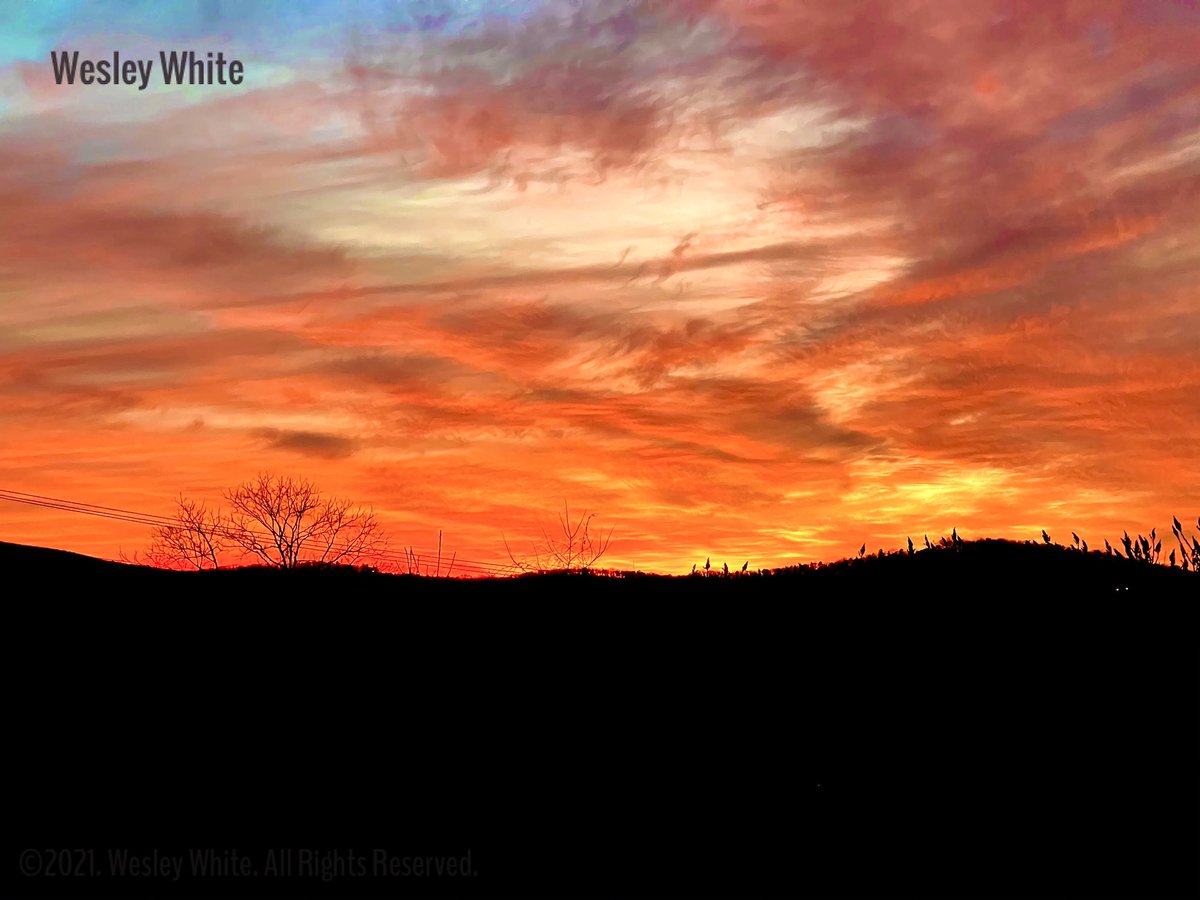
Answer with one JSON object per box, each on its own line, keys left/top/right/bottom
{"left": 1, "top": 0, "right": 1198, "bottom": 572}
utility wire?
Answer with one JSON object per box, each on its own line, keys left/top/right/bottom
{"left": 0, "top": 487, "right": 519, "bottom": 576}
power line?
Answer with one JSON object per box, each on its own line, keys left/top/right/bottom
{"left": 0, "top": 487, "right": 519, "bottom": 577}
{"left": 0, "top": 493, "right": 169, "bottom": 529}
{"left": 0, "top": 488, "right": 516, "bottom": 576}
{"left": 0, "top": 488, "right": 179, "bottom": 524}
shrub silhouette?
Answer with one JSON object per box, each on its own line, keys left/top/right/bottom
{"left": 504, "top": 502, "right": 613, "bottom": 573}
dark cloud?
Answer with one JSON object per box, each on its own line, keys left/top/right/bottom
{"left": 258, "top": 429, "right": 358, "bottom": 459}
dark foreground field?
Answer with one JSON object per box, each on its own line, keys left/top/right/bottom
{"left": 5, "top": 539, "right": 1198, "bottom": 898}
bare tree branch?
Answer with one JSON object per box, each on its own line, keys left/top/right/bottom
{"left": 146, "top": 495, "right": 228, "bottom": 570}
{"left": 505, "top": 502, "right": 614, "bottom": 573}
{"left": 222, "top": 474, "right": 387, "bottom": 569}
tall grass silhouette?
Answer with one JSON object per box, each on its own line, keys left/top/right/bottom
{"left": 691, "top": 517, "right": 1200, "bottom": 578}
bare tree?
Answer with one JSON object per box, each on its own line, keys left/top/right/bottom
{"left": 146, "top": 496, "right": 227, "bottom": 570}
{"left": 504, "top": 502, "right": 614, "bottom": 573}
{"left": 224, "top": 474, "right": 385, "bottom": 568}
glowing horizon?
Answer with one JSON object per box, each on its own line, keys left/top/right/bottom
{"left": 1, "top": 0, "right": 1198, "bottom": 573}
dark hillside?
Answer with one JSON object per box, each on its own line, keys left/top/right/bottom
{"left": 0, "top": 540, "right": 167, "bottom": 578}
{"left": 4, "top": 536, "right": 1197, "bottom": 598}
{"left": 5, "top": 538, "right": 1197, "bottom": 898}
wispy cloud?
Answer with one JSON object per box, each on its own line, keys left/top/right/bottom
{"left": 1, "top": 0, "right": 1197, "bottom": 570}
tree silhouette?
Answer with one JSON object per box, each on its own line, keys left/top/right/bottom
{"left": 504, "top": 502, "right": 613, "bottom": 573}
{"left": 146, "top": 495, "right": 227, "bottom": 570}
{"left": 224, "top": 474, "right": 385, "bottom": 569}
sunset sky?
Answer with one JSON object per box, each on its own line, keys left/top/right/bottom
{"left": 1, "top": 0, "right": 1198, "bottom": 572}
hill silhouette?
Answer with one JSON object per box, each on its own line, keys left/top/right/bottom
{"left": 0, "top": 540, "right": 165, "bottom": 577}
{"left": 3, "top": 535, "right": 1196, "bottom": 598}
{"left": 6, "top": 536, "right": 1197, "bottom": 898}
